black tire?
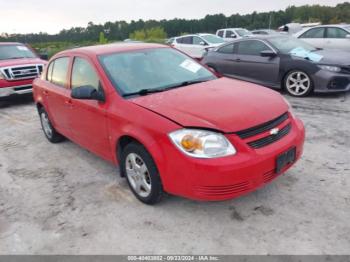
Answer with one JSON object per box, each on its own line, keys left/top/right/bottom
{"left": 284, "top": 70, "right": 313, "bottom": 97}
{"left": 38, "top": 107, "right": 65, "bottom": 143}
{"left": 120, "top": 142, "right": 163, "bottom": 205}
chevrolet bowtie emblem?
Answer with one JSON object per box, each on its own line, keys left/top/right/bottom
{"left": 270, "top": 128, "right": 280, "bottom": 135}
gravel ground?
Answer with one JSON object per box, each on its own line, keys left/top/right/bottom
{"left": 0, "top": 92, "right": 349, "bottom": 255}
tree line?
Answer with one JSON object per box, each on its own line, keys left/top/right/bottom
{"left": 1, "top": 2, "right": 350, "bottom": 43}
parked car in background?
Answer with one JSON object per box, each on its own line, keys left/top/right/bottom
{"left": 216, "top": 28, "right": 252, "bottom": 41}
{"left": 294, "top": 24, "right": 350, "bottom": 52}
{"left": 0, "top": 42, "right": 47, "bottom": 100}
{"left": 171, "top": 34, "right": 225, "bottom": 59}
{"left": 33, "top": 43, "right": 304, "bottom": 204}
{"left": 252, "top": 29, "right": 280, "bottom": 35}
{"left": 278, "top": 22, "right": 321, "bottom": 34}
{"left": 202, "top": 35, "right": 350, "bottom": 97}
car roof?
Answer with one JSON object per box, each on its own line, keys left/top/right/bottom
{"left": 0, "top": 42, "right": 23, "bottom": 46}
{"left": 58, "top": 43, "right": 167, "bottom": 56}
{"left": 217, "top": 28, "right": 245, "bottom": 31}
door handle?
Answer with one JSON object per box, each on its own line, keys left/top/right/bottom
{"left": 65, "top": 99, "right": 73, "bottom": 106}
{"left": 225, "top": 58, "right": 241, "bottom": 62}
{"left": 43, "top": 90, "right": 49, "bottom": 96}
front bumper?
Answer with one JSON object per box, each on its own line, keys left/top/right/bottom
{"left": 313, "top": 69, "right": 350, "bottom": 93}
{"left": 0, "top": 85, "right": 33, "bottom": 100}
{"left": 159, "top": 116, "right": 305, "bottom": 201}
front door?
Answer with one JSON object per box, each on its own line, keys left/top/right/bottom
{"left": 231, "top": 40, "right": 280, "bottom": 86}
{"left": 68, "top": 56, "right": 111, "bottom": 160}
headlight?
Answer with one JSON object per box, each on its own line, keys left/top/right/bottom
{"left": 318, "top": 65, "right": 341, "bottom": 73}
{"left": 169, "top": 129, "right": 236, "bottom": 158}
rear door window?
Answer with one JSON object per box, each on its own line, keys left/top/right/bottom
{"left": 181, "top": 36, "right": 193, "bottom": 45}
{"left": 300, "top": 28, "right": 325, "bottom": 38}
{"left": 49, "top": 57, "right": 70, "bottom": 87}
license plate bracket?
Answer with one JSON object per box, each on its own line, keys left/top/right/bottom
{"left": 276, "top": 147, "right": 296, "bottom": 174}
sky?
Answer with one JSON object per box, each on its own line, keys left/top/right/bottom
{"left": 0, "top": 0, "right": 346, "bottom": 34}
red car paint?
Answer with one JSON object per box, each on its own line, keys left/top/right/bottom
{"left": 0, "top": 42, "right": 47, "bottom": 99}
{"left": 33, "top": 43, "right": 305, "bottom": 201}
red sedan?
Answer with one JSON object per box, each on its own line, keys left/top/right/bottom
{"left": 33, "top": 43, "right": 305, "bottom": 204}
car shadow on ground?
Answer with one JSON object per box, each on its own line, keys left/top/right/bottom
{"left": 0, "top": 95, "right": 34, "bottom": 109}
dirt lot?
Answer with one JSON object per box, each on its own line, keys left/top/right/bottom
{"left": 0, "top": 92, "right": 349, "bottom": 255}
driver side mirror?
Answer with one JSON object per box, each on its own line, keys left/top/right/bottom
{"left": 71, "top": 85, "right": 105, "bottom": 102}
{"left": 346, "top": 34, "right": 350, "bottom": 39}
{"left": 260, "top": 50, "right": 277, "bottom": 57}
{"left": 199, "top": 41, "right": 207, "bottom": 46}
{"left": 39, "top": 53, "right": 49, "bottom": 60}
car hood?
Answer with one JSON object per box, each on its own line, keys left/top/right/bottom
{"left": 0, "top": 57, "right": 46, "bottom": 67}
{"left": 313, "top": 49, "right": 350, "bottom": 66}
{"left": 130, "top": 78, "right": 289, "bottom": 133}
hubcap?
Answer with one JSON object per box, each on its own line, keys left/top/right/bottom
{"left": 41, "top": 112, "right": 53, "bottom": 138}
{"left": 125, "top": 153, "right": 152, "bottom": 198}
{"left": 286, "top": 71, "right": 311, "bottom": 96}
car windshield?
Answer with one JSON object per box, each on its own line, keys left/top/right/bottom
{"left": 345, "top": 26, "right": 350, "bottom": 32}
{"left": 201, "top": 34, "right": 225, "bottom": 44}
{"left": 236, "top": 29, "right": 252, "bottom": 37}
{"left": 99, "top": 47, "right": 216, "bottom": 96}
{"left": 268, "top": 37, "right": 317, "bottom": 54}
{"left": 0, "top": 44, "right": 37, "bottom": 60}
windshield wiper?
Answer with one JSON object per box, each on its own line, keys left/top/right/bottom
{"left": 122, "top": 79, "right": 211, "bottom": 97}
{"left": 6, "top": 56, "right": 26, "bottom": 60}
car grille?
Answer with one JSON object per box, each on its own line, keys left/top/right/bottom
{"left": 1, "top": 64, "right": 44, "bottom": 80}
{"left": 236, "top": 112, "right": 291, "bottom": 149}
{"left": 195, "top": 181, "right": 250, "bottom": 196}
{"left": 248, "top": 124, "right": 291, "bottom": 149}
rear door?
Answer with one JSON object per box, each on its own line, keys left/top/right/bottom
{"left": 231, "top": 40, "right": 280, "bottom": 85}
{"left": 298, "top": 27, "right": 326, "bottom": 49}
{"left": 324, "top": 27, "right": 350, "bottom": 52}
{"left": 44, "top": 56, "right": 72, "bottom": 136}
{"left": 68, "top": 56, "right": 111, "bottom": 160}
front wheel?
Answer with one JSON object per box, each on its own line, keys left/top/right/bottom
{"left": 121, "top": 142, "right": 163, "bottom": 205}
{"left": 284, "top": 70, "right": 313, "bottom": 97}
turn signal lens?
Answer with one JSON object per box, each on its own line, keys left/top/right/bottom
{"left": 181, "top": 135, "right": 203, "bottom": 152}
{"left": 169, "top": 129, "right": 236, "bottom": 158}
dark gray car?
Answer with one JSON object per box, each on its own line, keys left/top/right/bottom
{"left": 202, "top": 35, "right": 350, "bottom": 97}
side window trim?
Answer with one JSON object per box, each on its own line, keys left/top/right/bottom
{"left": 46, "top": 61, "right": 54, "bottom": 82}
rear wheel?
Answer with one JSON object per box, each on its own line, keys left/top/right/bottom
{"left": 284, "top": 70, "right": 313, "bottom": 97}
{"left": 121, "top": 142, "right": 163, "bottom": 205}
{"left": 38, "top": 107, "right": 65, "bottom": 143}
